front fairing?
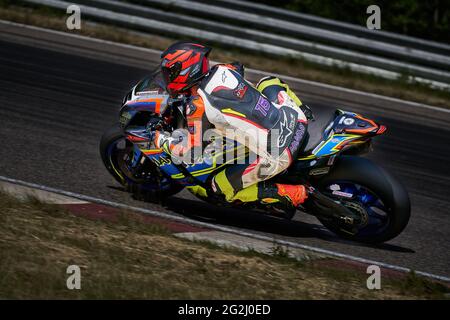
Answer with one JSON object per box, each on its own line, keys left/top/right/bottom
{"left": 120, "top": 71, "right": 170, "bottom": 122}
{"left": 119, "top": 70, "right": 172, "bottom": 145}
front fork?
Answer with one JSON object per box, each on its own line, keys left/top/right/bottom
{"left": 123, "top": 144, "right": 146, "bottom": 177}
{"left": 130, "top": 145, "right": 143, "bottom": 166}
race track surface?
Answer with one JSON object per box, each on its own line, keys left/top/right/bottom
{"left": 1, "top": 39, "right": 449, "bottom": 278}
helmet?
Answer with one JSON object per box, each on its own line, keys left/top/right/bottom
{"left": 160, "top": 41, "right": 211, "bottom": 96}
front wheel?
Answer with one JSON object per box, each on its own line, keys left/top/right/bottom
{"left": 314, "top": 156, "right": 410, "bottom": 243}
{"left": 99, "top": 124, "right": 183, "bottom": 201}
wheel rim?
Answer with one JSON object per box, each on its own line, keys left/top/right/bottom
{"left": 106, "top": 138, "right": 172, "bottom": 191}
{"left": 322, "top": 181, "right": 391, "bottom": 237}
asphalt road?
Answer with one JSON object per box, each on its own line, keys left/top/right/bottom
{"left": 1, "top": 39, "right": 449, "bottom": 278}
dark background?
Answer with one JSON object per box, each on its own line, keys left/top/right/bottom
{"left": 255, "top": 0, "right": 450, "bottom": 44}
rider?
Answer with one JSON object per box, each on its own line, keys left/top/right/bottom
{"left": 151, "top": 41, "right": 310, "bottom": 214}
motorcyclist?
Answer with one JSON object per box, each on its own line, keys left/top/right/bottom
{"left": 151, "top": 41, "right": 310, "bottom": 214}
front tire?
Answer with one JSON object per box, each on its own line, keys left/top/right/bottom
{"left": 99, "top": 124, "right": 183, "bottom": 201}
{"left": 315, "top": 156, "right": 410, "bottom": 243}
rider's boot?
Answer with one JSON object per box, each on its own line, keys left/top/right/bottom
{"left": 211, "top": 173, "right": 308, "bottom": 217}
{"left": 259, "top": 182, "right": 308, "bottom": 210}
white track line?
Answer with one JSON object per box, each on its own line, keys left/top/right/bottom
{"left": 1, "top": 175, "right": 449, "bottom": 283}
{"left": 0, "top": 180, "right": 88, "bottom": 204}
{"left": 1, "top": 19, "right": 449, "bottom": 115}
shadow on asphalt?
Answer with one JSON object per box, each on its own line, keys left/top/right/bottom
{"left": 107, "top": 186, "right": 128, "bottom": 192}
{"left": 165, "top": 197, "right": 415, "bottom": 254}
{"left": 106, "top": 185, "right": 415, "bottom": 254}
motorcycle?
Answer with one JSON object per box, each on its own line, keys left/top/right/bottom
{"left": 100, "top": 71, "right": 410, "bottom": 243}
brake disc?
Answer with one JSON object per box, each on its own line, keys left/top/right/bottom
{"left": 341, "top": 200, "right": 369, "bottom": 228}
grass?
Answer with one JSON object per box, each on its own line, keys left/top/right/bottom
{"left": 0, "top": 190, "right": 448, "bottom": 299}
{"left": 269, "top": 241, "right": 291, "bottom": 259}
{"left": 0, "top": 2, "right": 449, "bottom": 108}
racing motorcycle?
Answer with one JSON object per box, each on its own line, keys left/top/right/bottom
{"left": 100, "top": 71, "right": 410, "bottom": 244}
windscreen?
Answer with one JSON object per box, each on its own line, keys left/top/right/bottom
{"left": 134, "top": 68, "right": 167, "bottom": 95}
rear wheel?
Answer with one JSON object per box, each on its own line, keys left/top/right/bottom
{"left": 315, "top": 156, "right": 410, "bottom": 243}
{"left": 99, "top": 124, "right": 183, "bottom": 200}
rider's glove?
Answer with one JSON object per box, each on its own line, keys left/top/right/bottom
{"left": 153, "top": 131, "right": 167, "bottom": 149}
{"left": 147, "top": 129, "right": 172, "bottom": 150}
{"left": 146, "top": 117, "right": 165, "bottom": 131}
{"left": 146, "top": 117, "right": 166, "bottom": 147}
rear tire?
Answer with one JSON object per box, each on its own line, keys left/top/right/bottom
{"left": 315, "top": 156, "right": 410, "bottom": 243}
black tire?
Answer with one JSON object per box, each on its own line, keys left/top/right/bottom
{"left": 99, "top": 123, "right": 183, "bottom": 200}
{"left": 100, "top": 123, "right": 127, "bottom": 185}
{"left": 315, "top": 156, "right": 410, "bottom": 243}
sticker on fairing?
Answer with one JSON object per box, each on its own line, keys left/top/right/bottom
{"left": 309, "top": 167, "right": 330, "bottom": 175}
{"left": 332, "top": 190, "right": 353, "bottom": 198}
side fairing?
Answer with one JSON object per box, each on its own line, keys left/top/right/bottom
{"left": 140, "top": 139, "right": 247, "bottom": 186}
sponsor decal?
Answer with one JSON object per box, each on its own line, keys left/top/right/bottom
{"left": 330, "top": 184, "right": 340, "bottom": 191}
{"left": 332, "top": 190, "right": 353, "bottom": 198}
{"left": 288, "top": 124, "right": 305, "bottom": 154}
{"left": 190, "top": 63, "right": 200, "bottom": 76}
{"left": 186, "top": 103, "right": 196, "bottom": 116}
{"left": 289, "top": 114, "right": 296, "bottom": 128}
{"left": 254, "top": 96, "right": 271, "bottom": 117}
{"left": 150, "top": 155, "right": 172, "bottom": 166}
{"left": 136, "top": 91, "right": 155, "bottom": 96}
{"left": 277, "top": 110, "right": 296, "bottom": 148}
{"left": 343, "top": 117, "right": 355, "bottom": 125}
{"left": 309, "top": 167, "right": 330, "bottom": 176}
{"left": 234, "top": 82, "right": 248, "bottom": 99}
{"left": 221, "top": 70, "right": 227, "bottom": 83}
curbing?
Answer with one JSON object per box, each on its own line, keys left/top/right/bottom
{"left": 0, "top": 178, "right": 322, "bottom": 262}
{"left": 1, "top": 175, "right": 450, "bottom": 283}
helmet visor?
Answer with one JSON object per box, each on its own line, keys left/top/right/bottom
{"left": 161, "top": 61, "right": 182, "bottom": 84}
